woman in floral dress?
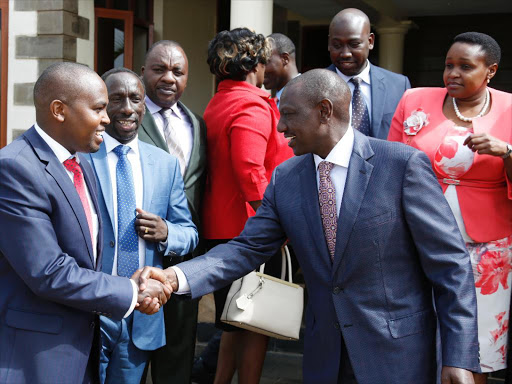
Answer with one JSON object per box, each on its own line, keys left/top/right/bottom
{"left": 388, "top": 32, "right": 512, "bottom": 383}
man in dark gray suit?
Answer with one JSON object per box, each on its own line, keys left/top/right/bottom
{"left": 138, "top": 40, "right": 207, "bottom": 384}
{"left": 136, "top": 69, "right": 478, "bottom": 384}
{"left": 327, "top": 8, "right": 411, "bottom": 139}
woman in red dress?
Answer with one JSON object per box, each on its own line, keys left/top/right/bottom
{"left": 202, "top": 28, "right": 293, "bottom": 384}
{"left": 388, "top": 32, "right": 512, "bottom": 383}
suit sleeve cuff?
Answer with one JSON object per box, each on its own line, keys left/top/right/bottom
{"left": 172, "top": 266, "right": 190, "bottom": 294}
{"left": 123, "top": 279, "right": 138, "bottom": 318}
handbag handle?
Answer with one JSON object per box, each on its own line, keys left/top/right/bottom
{"left": 258, "top": 245, "right": 293, "bottom": 283}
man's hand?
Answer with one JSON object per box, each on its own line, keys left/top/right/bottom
{"left": 441, "top": 366, "right": 475, "bottom": 384}
{"left": 135, "top": 208, "right": 168, "bottom": 243}
{"left": 131, "top": 276, "right": 172, "bottom": 315}
{"left": 132, "top": 266, "right": 178, "bottom": 293}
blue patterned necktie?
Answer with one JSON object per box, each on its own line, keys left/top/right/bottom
{"left": 113, "top": 144, "right": 139, "bottom": 277}
{"left": 350, "top": 77, "right": 371, "bottom": 136}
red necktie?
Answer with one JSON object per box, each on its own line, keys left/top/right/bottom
{"left": 63, "top": 158, "right": 94, "bottom": 244}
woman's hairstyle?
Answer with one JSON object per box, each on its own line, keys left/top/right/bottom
{"left": 207, "top": 28, "right": 271, "bottom": 81}
{"left": 452, "top": 32, "right": 501, "bottom": 66}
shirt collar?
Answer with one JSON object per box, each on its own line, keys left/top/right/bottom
{"left": 103, "top": 132, "right": 140, "bottom": 156}
{"left": 276, "top": 87, "right": 284, "bottom": 103}
{"left": 145, "top": 96, "right": 182, "bottom": 120}
{"left": 34, "top": 123, "right": 75, "bottom": 163}
{"left": 335, "top": 60, "right": 371, "bottom": 86}
{"left": 276, "top": 73, "right": 300, "bottom": 102}
{"left": 313, "top": 126, "right": 354, "bottom": 171}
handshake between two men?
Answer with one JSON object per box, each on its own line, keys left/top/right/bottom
{"left": 131, "top": 266, "right": 179, "bottom": 315}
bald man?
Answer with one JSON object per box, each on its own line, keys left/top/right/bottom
{"left": 327, "top": 8, "right": 411, "bottom": 139}
{"left": 137, "top": 69, "right": 480, "bottom": 384}
{"left": 0, "top": 62, "right": 170, "bottom": 384}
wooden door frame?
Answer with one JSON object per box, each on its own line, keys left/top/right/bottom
{"left": 0, "top": 0, "right": 8, "bottom": 148}
{"left": 94, "top": 8, "right": 134, "bottom": 71}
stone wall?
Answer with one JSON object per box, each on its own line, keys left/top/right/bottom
{"left": 8, "top": 0, "right": 90, "bottom": 142}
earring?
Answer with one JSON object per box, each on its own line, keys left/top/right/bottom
{"left": 487, "top": 77, "right": 491, "bottom": 84}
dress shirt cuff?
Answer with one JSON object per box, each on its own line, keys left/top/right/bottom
{"left": 123, "top": 279, "right": 138, "bottom": 318}
{"left": 172, "top": 266, "right": 190, "bottom": 294}
{"left": 158, "top": 239, "right": 168, "bottom": 253}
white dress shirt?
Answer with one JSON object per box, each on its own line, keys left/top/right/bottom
{"left": 313, "top": 126, "right": 354, "bottom": 215}
{"left": 34, "top": 125, "right": 138, "bottom": 317}
{"left": 103, "top": 133, "right": 146, "bottom": 274}
{"left": 34, "top": 124, "right": 99, "bottom": 264}
{"left": 145, "top": 96, "right": 194, "bottom": 174}
{"left": 173, "top": 127, "right": 355, "bottom": 294}
{"left": 335, "top": 60, "right": 372, "bottom": 124}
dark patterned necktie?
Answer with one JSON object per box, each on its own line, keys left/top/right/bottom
{"left": 113, "top": 145, "right": 139, "bottom": 277}
{"left": 318, "top": 161, "right": 337, "bottom": 261}
{"left": 350, "top": 77, "right": 371, "bottom": 136}
{"left": 63, "top": 157, "right": 93, "bottom": 245}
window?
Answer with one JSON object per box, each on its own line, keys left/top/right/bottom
{"left": 94, "top": 0, "right": 153, "bottom": 75}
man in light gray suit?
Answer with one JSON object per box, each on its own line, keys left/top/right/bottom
{"left": 138, "top": 40, "right": 207, "bottom": 384}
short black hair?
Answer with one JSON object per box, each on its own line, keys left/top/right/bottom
{"left": 33, "top": 62, "right": 96, "bottom": 108}
{"left": 207, "top": 28, "right": 270, "bottom": 81}
{"left": 452, "top": 32, "right": 501, "bottom": 65}
{"left": 101, "top": 67, "right": 145, "bottom": 94}
{"left": 144, "top": 40, "right": 183, "bottom": 64}
{"left": 268, "top": 33, "right": 296, "bottom": 59}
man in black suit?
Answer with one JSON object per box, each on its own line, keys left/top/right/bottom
{"left": 327, "top": 8, "right": 411, "bottom": 139}
{"left": 139, "top": 40, "right": 207, "bottom": 384}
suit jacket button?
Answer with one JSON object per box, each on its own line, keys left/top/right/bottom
{"left": 110, "top": 240, "right": 115, "bottom": 248}
{"left": 333, "top": 286, "right": 341, "bottom": 295}
{"left": 90, "top": 322, "right": 95, "bottom": 329}
{"left": 334, "top": 322, "right": 340, "bottom": 330}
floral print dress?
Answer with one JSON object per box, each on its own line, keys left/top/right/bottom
{"left": 389, "top": 88, "right": 512, "bottom": 372}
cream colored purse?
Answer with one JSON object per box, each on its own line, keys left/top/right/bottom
{"left": 220, "top": 245, "right": 304, "bottom": 340}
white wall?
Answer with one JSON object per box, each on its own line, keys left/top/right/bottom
{"left": 76, "top": 0, "right": 94, "bottom": 68}
{"left": 7, "top": 0, "right": 38, "bottom": 143}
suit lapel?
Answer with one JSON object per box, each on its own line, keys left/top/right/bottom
{"left": 139, "top": 142, "right": 154, "bottom": 267}
{"left": 140, "top": 112, "right": 168, "bottom": 153}
{"left": 370, "top": 65, "right": 386, "bottom": 138}
{"left": 79, "top": 153, "right": 103, "bottom": 271}
{"left": 25, "top": 127, "right": 95, "bottom": 267}
{"left": 139, "top": 141, "right": 154, "bottom": 212}
{"left": 299, "top": 155, "right": 332, "bottom": 267}
{"left": 332, "top": 132, "right": 374, "bottom": 273}
{"left": 179, "top": 101, "right": 198, "bottom": 188}
{"left": 90, "top": 144, "right": 115, "bottom": 232}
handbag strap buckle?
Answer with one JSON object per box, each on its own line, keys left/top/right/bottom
{"left": 247, "top": 277, "right": 265, "bottom": 299}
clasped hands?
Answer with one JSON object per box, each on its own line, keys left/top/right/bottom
{"left": 130, "top": 266, "right": 178, "bottom": 315}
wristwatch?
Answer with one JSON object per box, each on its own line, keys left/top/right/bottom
{"left": 502, "top": 143, "right": 512, "bottom": 159}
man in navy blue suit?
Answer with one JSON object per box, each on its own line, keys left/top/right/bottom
{"left": 87, "top": 68, "right": 197, "bottom": 384}
{"left": 0, "top": 63, "right": 170, "bottom": 384}
{"left": 327, "top": 8, "right": 411, "bottom": 139}
{"left": 137, "top": 69, "right": 479, "bottom": 384}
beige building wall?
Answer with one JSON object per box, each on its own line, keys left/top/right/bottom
{"left": 7, "top": 3, "right": 37, "bottom": 142}
{"left": 76, "top": 0, "right": 94, "bottom": 69}
{"left": 161, "top": 0, "right": 217, "bottom": 116}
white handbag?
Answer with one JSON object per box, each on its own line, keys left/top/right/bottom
{"left": 220, "top": 245, "right": 304, "bottom": 340}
